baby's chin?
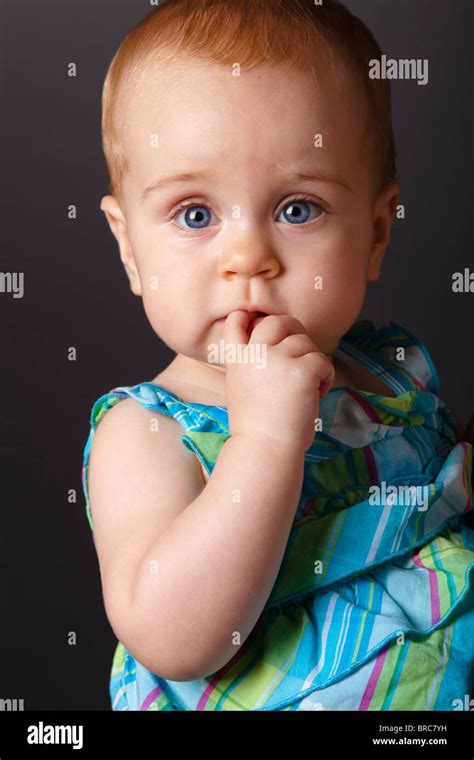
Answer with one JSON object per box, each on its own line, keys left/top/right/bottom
{"left": 158, "top": 334, "right": 227, "bottom": 371}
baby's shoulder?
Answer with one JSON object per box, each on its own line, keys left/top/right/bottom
{"left": 87, "top": 393, "right": 208, "bottom": 507}
{"left": 89, "top": 394, "right": 195, "bottom": 461}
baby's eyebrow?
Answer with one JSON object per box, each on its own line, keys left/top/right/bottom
{"left": 141, "top": 171, "right": 215, "bottom": 201}
{"left": 278, "top": 169, "right": 352, "bottom": 192}
{"left": 141, "top": 166, "right": 352, "bottom": 201}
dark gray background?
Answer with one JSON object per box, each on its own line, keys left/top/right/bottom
{"left": 0, "top": 0, "right": 472, "bottom": 709}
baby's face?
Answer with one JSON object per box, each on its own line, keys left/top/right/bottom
{"left": 102, "top": 60, "right": 399, "bottom": 366}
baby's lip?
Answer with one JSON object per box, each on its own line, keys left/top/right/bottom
{"left": 216, "top": 309, "right": 268, "bottom": 322}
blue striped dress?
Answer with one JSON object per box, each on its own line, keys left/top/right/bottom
{"left": 81, "top": 320, "right": 474, "bottom": 710}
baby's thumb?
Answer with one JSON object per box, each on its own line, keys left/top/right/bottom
{"left": 222, "top": 311, "right": 250, "bottom": 359}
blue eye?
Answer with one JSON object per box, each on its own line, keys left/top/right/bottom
{"left": 169, "top": 195, "right": 326, "bottom": 236}
{"left": 174, "top": 205, "right": 215, "bottom": 229}
{"left": 277, "top": 198, "right": 324, "bottom": 225}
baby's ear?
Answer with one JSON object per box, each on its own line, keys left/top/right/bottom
{"left": 99, "top": 195, "right": 142, "bottom": 297}
{"left": 367, "top": 180, "right": 401, "bottom": 283}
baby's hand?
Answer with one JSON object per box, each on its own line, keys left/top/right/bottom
{"left": 223, "top": 311, "right": 335, "bottom": 453}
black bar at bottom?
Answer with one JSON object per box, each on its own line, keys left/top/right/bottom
{"left": 0, "top": 709, "right": 472, "bottom": 757}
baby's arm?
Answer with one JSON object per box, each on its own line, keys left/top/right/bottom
{"left": 88, "top": 397, "right": 305, "bottom": 682}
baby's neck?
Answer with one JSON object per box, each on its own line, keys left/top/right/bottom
{"left": 155, "top": 350, "right": 350, "bottom": 397}
{"left": 156, "top": 354, "right": 227, "bottom": 397}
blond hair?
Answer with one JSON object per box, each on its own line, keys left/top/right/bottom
{"left": 101, "top": 0, "right": 397, "bottom": 204}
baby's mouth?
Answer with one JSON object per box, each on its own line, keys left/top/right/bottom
{"left": 246, "top": 311, "right": 267, "bottom": 334}
{"left": 215, "top": 310, "right": 269, "bottom": 335}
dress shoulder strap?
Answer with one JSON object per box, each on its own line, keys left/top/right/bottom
{"left": 340, "top": 320, "right": 441, "bottom": 395}
{"left": 81, "top": 382, "right": 229, "bottom": 532}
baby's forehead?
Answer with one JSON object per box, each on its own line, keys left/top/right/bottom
{"left": 119, "top": 57, "right": 370, "bottom": 191}
{"left": 124, "top": 52, "right": 359, "bottom": 106}
{"left": 122, "top": 57, "right": 365, "bottom": 133}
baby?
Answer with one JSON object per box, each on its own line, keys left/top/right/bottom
{"left": 82, "top": 0, "right": 474, "bottom": 711}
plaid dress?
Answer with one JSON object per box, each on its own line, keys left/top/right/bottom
{"left": 81, "top": 320, "right": 474, "bottom": 710}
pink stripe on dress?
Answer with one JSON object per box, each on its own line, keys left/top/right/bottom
{"left": 345, "top": 388, "right": 385, "bottom": 425}
{"left": 359, "top": 645, "right": 390, "bottom": 710}
{"left": 141, "top": 684, "right": 164, "bottom": 710}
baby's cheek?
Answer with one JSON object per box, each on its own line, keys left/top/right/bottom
{"left": 305, "top": 277, "right": 367, "bottom": 350}
{"left": 312, "top": 262, "right": 366, "bottom": 313}
{"left": 140, "top": 291, "right": 203, "bottom": 355}
{"left": 141, "top": 284, "right": 173, "bottom": 335}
